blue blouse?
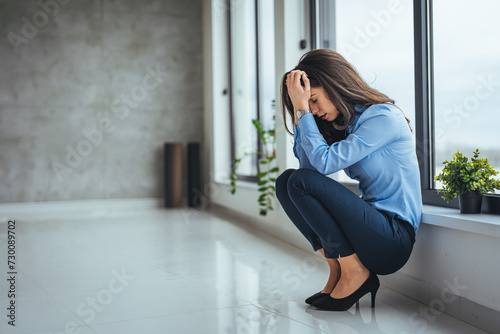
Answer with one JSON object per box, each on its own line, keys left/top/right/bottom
{"left": 293, "top": 104, "right": 422, "bottom": 232}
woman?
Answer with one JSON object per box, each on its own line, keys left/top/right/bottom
{"left": 276, "top": 49, "right": 422, "bottom": 311}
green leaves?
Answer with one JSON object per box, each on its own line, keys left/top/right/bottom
{"left": 255, "top": 160, "right": 279, "bottom": 216}
{"left": 252, "top": 119, "right": 267, "bottom": 145}
{"left": 434, "top": 149, "right": 500, "bottom": 203}
{"left": 256, "top": 171, "right": 267, "bottom": 178}
{"left": 269, "top": 167, "right": 279, "bottom": 173}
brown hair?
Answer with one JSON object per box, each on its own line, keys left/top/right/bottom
{"left": 280, "top": 49, "right": 408, "bottom": 145}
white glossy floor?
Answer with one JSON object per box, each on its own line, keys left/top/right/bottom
{"left": 0, "top": 203, "right": 490, "bottom": 334}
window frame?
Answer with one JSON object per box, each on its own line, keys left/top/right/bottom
{"left": 414, "top": 0, "right": 459, "bottom": 208}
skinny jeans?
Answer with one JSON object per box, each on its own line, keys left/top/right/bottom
{"left": 276, "top": 168, "right": 415, "bottom": 275}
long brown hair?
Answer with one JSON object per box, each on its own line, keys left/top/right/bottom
{"left": 280, "top": 49, "right": 408, "bottom": 145}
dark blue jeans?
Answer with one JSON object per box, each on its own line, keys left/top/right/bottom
{"left": 276, "top": 168, "right": 415, "bottom": 275}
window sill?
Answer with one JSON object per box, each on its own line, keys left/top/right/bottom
{"left": 218, "top": 179, "right": 258, "bottom": 189}
{"left": 422, "top": 205, "right": 500, "bottom": 238}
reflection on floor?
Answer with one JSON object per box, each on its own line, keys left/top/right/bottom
{"left": 0, "top": 204, "right": 490, "bottom": 334}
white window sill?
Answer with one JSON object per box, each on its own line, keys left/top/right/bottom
{"left": 422, "top": 205, "right": 500, "bottom": 238}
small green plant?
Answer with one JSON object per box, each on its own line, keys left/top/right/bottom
{"left": 434, "top": 149, "right": 500, "bottom": 203}
{"left": 231, "top": 113, "right": 279, "bottom": 216}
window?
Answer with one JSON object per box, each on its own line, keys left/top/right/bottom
{"left": 229, "top": 0, "right": 258, "bottom": 178}
{"left": 228, "top": 0, "right": 276, "bottom": 180}
{"left": 256, "top": 0, "right": 276, "bottom": 135}
{"left": 432, "top": 0, "right": 500, "bottom": 192}
{"left": 415, "top": 0, "right": 500, "bottom": 207}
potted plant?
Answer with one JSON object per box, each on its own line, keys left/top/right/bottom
{"left": 434, "top": 149, "right": 500, "bottom": 214}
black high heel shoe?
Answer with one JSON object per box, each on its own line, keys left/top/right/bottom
{"left": 305, "top": 291, "right": 329, "bottom": 305}
{"left": 312, "top": 272, "right": 379, "bottom": 311}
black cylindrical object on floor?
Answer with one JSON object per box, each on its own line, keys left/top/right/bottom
{"left": 164, "top": 142, "right": 183, "bottom": 207}
{"left": 187, "top": 142, "right": 202, "bottom": 208}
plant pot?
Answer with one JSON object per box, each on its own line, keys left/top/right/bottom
{"left": 482, "top": 194, "right": 500, "bottom": 214}
{"left": 459, "top": 191, "right": 483, "bottom": 214}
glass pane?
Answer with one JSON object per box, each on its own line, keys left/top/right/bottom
{"left": 320, "top": 0, "right": 415, "bottom": 183}
{"left": 231, "top": 0, "right": 258, "bottom": 176}
{"left": 433, "top": 0, "right": 500, "bottom": 191}
{"left": 257, "top": 0, "right": 275, "bottom": 132}
{"left": 318, "top": 0, "right": 336, "bottom": 50}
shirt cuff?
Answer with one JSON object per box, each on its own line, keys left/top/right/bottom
{"left": 297, "top": 112, "right": 318, "bottom": 135}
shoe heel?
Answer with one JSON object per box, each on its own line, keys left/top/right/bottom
{"left": 370, "top": 289, "right": 378, "bottom": 308}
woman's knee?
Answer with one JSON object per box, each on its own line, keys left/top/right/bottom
{"left": 288, "top": 168, "right": 319, "bottom": 181}
{"left": 276, "top": 169, "right": 295, "bottom": 187}
{"left": 286, "top": 168, "right": 325, "bottom": 191}
{"left": 275, "top": 169, "right": 296, "bottom": 198}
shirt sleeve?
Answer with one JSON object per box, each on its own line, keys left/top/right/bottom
{"left": 293, "top": 127, "right": 300, "bottom": 160}
{"left": 297, "top": 105, "right": 401, "bottom": 175}
{"left": 293, "top": 125, "right": 316, "bottom": 170}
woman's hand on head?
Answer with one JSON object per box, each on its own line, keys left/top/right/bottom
{"left": 286, "top": 70, "right": 310, "bottom": 125}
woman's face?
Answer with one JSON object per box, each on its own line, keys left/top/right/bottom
{"left": 309, "top": 86, "right": 340, "bottom": 122}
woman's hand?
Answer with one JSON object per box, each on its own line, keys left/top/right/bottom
{"left": 286, "top": 70, "right": 310, "bottom": 125}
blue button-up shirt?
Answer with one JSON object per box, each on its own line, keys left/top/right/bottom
{"left": 293, "top": 103, "right": 422, "bottom": 232}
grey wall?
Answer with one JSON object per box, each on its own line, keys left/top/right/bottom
{"left": 0, "top": 0, "right": 202, "bottom": 203}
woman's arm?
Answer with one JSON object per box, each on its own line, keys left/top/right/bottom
{"left": 297, "top": 105, "right": 402, "bottom": 175}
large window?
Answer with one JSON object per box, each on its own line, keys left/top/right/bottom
{"left": 228, "top": 0, "right": 276, "bottom": 180}
{"left": 432, "top": 0, "right": 500, "bottom": 191}
{"left": 415, "top": 0, "right": 500, "bottom": 207}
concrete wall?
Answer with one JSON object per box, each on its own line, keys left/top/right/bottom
{"left": 0, "top": 0, "right": 202, "bottom": 203}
